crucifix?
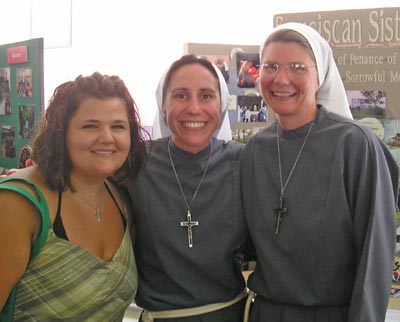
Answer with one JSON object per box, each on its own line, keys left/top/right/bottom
{"left": 274, "top": 195, "right": 287, "bottom": 235}
{"left": 180, "top": 210, "right": 199, "bottom": 248}
{"left": 95, "top": 209, "right": 102, "bottom": 222}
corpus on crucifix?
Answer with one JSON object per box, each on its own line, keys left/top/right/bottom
{"left": 180, "top": 210, "right": 199, "bottom": 248}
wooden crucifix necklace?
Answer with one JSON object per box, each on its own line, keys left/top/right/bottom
{"left": 168, "top": 138, "right": 213, "bottom": 248}
{"left": 275, "top": 121, "right": 315, "bottom": 235}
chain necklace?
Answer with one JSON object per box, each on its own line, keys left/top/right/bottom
{"left": 168, "top": 138, "right": 213, "bottom": 248}
{"left": 275, "top": 121, "right": 315, "bottom": 235}
{"left": 74, "top": 183, "right": 105, "bottom": 222}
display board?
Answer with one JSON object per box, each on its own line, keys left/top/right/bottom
{"left": 274, "top": 7, "right": 400, "bottom": 158}
{"left": 0, "top": 38, "right": 44, "bottom": 169}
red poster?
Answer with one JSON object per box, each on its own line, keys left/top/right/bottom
{"left": 7, "top": 45, "right": 28, "bottom": 64}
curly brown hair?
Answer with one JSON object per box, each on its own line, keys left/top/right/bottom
{"left": 32, "top": 72, "right": 148, "bottom": 191}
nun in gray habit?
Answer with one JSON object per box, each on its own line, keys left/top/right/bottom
{"left": 127, "top": 54, "right": 251, "bottom": 322}
{"left": 241, "top": 22, "right": 398, "bottom": 322}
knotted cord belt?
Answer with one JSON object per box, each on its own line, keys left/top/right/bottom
{"left": 243, "top": 290, "right": 256, "bottom": 322}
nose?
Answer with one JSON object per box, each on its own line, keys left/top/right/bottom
{"left": 186, "top": 96, "right": 202, "bottom": 114}
{"left": 273, "top": 67, "right": 291, "bottom": 84}
{"left": 98, "top": 127, "right": 115, "bottom": 144}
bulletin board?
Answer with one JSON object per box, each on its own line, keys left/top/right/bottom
{"left": 0, "top": 38, "right": 44, "bottom": 169}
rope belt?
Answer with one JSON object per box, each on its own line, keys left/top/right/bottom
{"left": 243, "top": 290, "right": 256, "bottom": 322}
{"left": 141, "top": 289, "right": 248, "bottom": 322}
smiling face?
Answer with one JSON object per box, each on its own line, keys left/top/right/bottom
{"left": 163, "top": 63, "right": 221, "bottom": 154}
{"left": 67, "top": 97, "right": 131, "bottom": 181}
{"left": 259, "top": 41, "right": 319, "bottom": 129}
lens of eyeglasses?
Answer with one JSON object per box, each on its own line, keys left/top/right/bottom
{"left": 261, "top": 62, "right": 310, "bottom": 75}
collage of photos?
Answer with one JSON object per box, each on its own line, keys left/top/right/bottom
{"left": 204, "top": 52, "right": 268, "bottom": 144}
{"left": 0, "top": 65, "right": 35, "bottom": 161}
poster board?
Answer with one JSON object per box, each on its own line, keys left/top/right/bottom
{"left": 184, "top": 43, "right": 273, "bottom": 143}
{"left": 0, "top": 38, "right": 44, "bottom": 169}
{"left": 273, "top": 7, "right": 400, "bottom": 156}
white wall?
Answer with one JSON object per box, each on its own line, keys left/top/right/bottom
{"left": 0, "top": 0, "right": 397, "bottom": 125}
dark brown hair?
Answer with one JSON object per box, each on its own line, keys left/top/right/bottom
{"left": 32, "top": 72, "right": 147, "bottom": 191}
{"left": 161, "top": 54, "right": 220, "bottom": 107}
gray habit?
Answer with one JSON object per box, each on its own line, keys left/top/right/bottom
{"left": 127, "top": 137, "right": 248, "bottom": 321}
{"left": 241, "top": 106, "right": 398, "bottom": 322}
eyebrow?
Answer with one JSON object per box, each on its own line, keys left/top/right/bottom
{"left": 81, "top": 119, "right": 128, "bottom": 123}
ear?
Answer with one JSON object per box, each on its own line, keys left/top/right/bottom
{"left": 161, "top": 105, "right": 168, "bottom": 125}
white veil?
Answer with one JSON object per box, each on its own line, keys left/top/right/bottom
{"left": 261, "top": 22, "right": 353, "bottom": 119}
{"left": 151, "top": 59, "right": 233, "bottom": 141}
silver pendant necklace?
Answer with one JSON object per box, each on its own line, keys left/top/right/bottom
{"left": 74, "top": 183, "right": 105, "bottom": 222}
{"left": 275, "top": 121, "right": 315, "bottom": 235}
{"left": 168, "top": 138, "right": 213, "bottom": 248}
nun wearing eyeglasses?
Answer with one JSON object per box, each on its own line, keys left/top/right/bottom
{"left": 240, "top": 22, "right": 398, "bottom": 322}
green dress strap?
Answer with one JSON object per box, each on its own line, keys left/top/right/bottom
{"left": 0, "top": 177, "right": 51, "bottom": 322}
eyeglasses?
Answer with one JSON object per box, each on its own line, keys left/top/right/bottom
{"left": 260, "top": 62, "right": 315, "bottom": 76}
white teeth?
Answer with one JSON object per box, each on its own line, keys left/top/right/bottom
{"left": 95, "top": 150, "right": 113, "bottom": 154}
{"left": 273, "top": 92, "right": 294, "bottom": 97}
{"left": 183, "top": 122, "right": 205, "bottom": 128}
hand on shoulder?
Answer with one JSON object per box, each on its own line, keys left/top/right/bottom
{"left": 0, "top": 159, "right": 34, "bottom": 179}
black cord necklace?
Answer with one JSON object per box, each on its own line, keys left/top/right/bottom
{"left": 275, "top": 121, "right": 315, "bottom": 234}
